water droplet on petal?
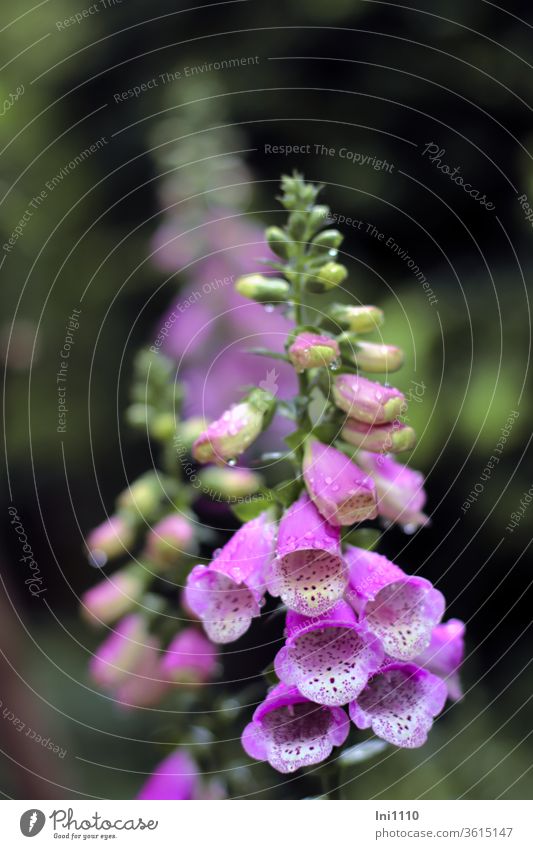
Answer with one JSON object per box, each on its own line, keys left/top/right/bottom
{"left": 227, "top": 458, "right": 237, "bottom": 467}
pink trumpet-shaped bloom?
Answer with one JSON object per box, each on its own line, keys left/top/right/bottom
{"left": 86, "top": 515, "right": 134, "bottom": 567}
{"left": 137, "top": 750, "right": 200, "bottom": 800}
{"left": 160, "top": 627, "right": 218, "bottom": 684}
{"left": 90, "top": 619, "right": 169, "bottom": 709}
{"left": 333, "top": 374, "right": 406, "bottom": 425}
{"left": 414, "top": 619, "right": 466, "bottom": 701}
{"left": 266, "top": 492, "right": 347, "bottom": 616}
{"left": 274, "top": 601, "right": 384, "bottom": 706}
{"left": 349, "top": 663, "right": 447, "bottom": 748}
{"left": 89, "top": 614, "right": 150, "bottom": 688}
{"left": 345, "top": 546, "right": 445, "bottom": 661}
{"left": 184, "top": 511, "right": 276, "bottom": 643}
{"left": 242, "top": 682, "right": 349, "bottom": 773}
{"left": 356, "top": 451, "right": 429, "bottom": 530}
{"left": 145, "top": 514, "right": 196, "bottom": 566}
{"left": 303, "top": 439, "right": 377, "bottom": 526}
{"left": 288, "top": 332, "right": 340, "bottom": 372}
{"left": 81, "top": 567, "right": 147, "bottom": 626}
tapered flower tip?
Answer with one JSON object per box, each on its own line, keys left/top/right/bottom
{"left": 81, "top": 567, "right": 147, "bottom": 626}
{"left": 414, "top": 619, "right": 466, "bottom": 701}
{"left": 266, "top": 493, "right": 347, "bottom": 616}
{"left": 349, "top": 663, "right": 447, "bottom": 748}
{"left": 86, "top": 516, "right": 134, "bottom": 567}
{"left": 160, "top": 627, "right": 218, "bottom": 684}
{"left": 145, "top": 514, "right": 196, "bottom": 566}
{"left": 333, "top": 374, "right": 406, "bottom": 425}
{"left": 357, "top": 451, "right": 429, "bottom": 530}
{"left": 341, "top": 419, "right": 416, "bottom": 454}
{"left": 242, "top": 682, "right": 349, "bottom": 773}
{"left": 275, "top": 603, "right": 384, "bottom": 706}
{"left": 89, "top": 614, "right": 149, "bottom": 688}
{"left": 192, "top": 389, "right": 275, "bottom": 465}
{"left": 288, "top": 332, "right": 340, "bottom": 372}
{"left": 184, "top": 565, "right": 262, "bottom": 644}
{"left": 137, "top": 750, "right": 200, "bottom": 800}
{"left": 197, "top": 466, "right": 263, "bottom": 499}
{"left": 345, "top": 546, "right": 445, "bottom": 661}
{"left": 329, "top": 304, "right": 384, "bottom": 334}
{"left": 303, "top": 439, "right": 377, "bottom": 526}
{"left": 351, "top": 341, "right": 404, "bottom": 373}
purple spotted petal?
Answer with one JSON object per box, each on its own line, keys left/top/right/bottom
{"left": 242, "top": 683, "right": 349, "bottom": 773}
{"left": 303, "top": 439, "right": 378, "bottom": 526}
{"left": 266, "top": 493, "right": 347, "bottom": 616}
{"left": 184, "top": 566, "right": 261, "bottom": 644}
{"left": 184, "top": 512, "right": 276, "bottom": 644}
{"left": 275, "top": 602, "right": 384, "bottom": 706}
{"left": 349, "top": 663, "right": 447, "bottom": 748}
{"left": 137, "top": 750, "right": 200, "bottom": 800}
{"left": 345, "top": 546, "right": 445, "bottom": 661}
{"left": 414, "top": 619, "right": 466, "bottom": 700}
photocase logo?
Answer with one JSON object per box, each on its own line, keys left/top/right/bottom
{"left": 20, "top": 809, "right": 46, "bottom": 837}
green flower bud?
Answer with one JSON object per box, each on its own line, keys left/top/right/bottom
{"left": 117, "top": 472, "right": 162, "bottom": 518}
{"left": 177, "top": 417, "right": 208, "bottom": 451}
{"left": 311, "top": 229, "right": 344, "bottom": 252}
{"left": 306, "top": 261, "right": 348, "bottom": 293}
{"left": 125, "top": 403, "right": 154, "bottom": 429}
{"left": 150, "top": 412, "right": 176, "bottom": 441}
{"left": 330, "top": 304, "right": 384, "bottom": 333}
{"left": 265, "top": 226, "right": 292, "bottom": 259}
{"left": 235, "top": 274, "right": 290, "bottom": 303}
{"left": 350, "top": 341, "right": 404, "bottom": 373}
{"left": 197, "top": 466, "right": 264, "bottom": 499}
{"left": 306, "top": 205, "right": 330, "bottom": 234}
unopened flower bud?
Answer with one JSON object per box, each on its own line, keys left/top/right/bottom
{"left": 347, "top": 340, "right": 404, "bottom": 373}
{"left": 89, "top": 614, "right": 150, "bottom": 688}
{"left": 197, "top": 466, "right": 263, "bottom": 499}
{"left": 117, "top": 472, "right": 161, "bottom": 518}
{"left": 288, "top": 332, "right": 340, "bottom": 372}
{"left": 235, "top": 274, "right": 290, "bottom": 303}
{"left": 265, "top": 226, "right": 292, "bottom": 259}
{"left": 160, "top": 627, "right": 219, "bottom": 684}
{"left": 311, "top": 229, "right": 343, "bottom": 251}
{"left": 145, "top": 513, "right": 197, "bottom": 567}
{"left": 330, "top": 304, "right": 384, "bottom": 333}
{"left": 306, "top": 261, "right": 348, "bottom": 293}
{"left": 85, "top": 516, "right": 135, "bottom": 567}
{"left": 179, "top": 417, "right": 208, "bottom": 451}
{"left": 81, "top": 565, "right": 148, "bottom": 626}
{"left": 303, "top": 439, "right": 377, "bottom": 526}
{"left": 342, "top": 419, "right": 416, "bottom": 453}
{"left": 333, "top": 374, "right": 406, "bottom": 424}
{"left": 307, "top": 205, "right": 330, "bottom": 234}
{"left": 150, "top": 412, "right": 176, "bottom": 441}
{"left": 192, "top": 389, "right": 276, "bottom": 465}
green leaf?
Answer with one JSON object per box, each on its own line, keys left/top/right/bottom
{"left": 273, "top": 478, "right": 303, "bottom": 508}
{"left": 230, "top": 490, "right": 274, "bottom": 522}
{"left": 341, "top": 527, "right": 381, "bottom": 549}
{"left": 284, "top": 427, "right": 309, "bottom": 452}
